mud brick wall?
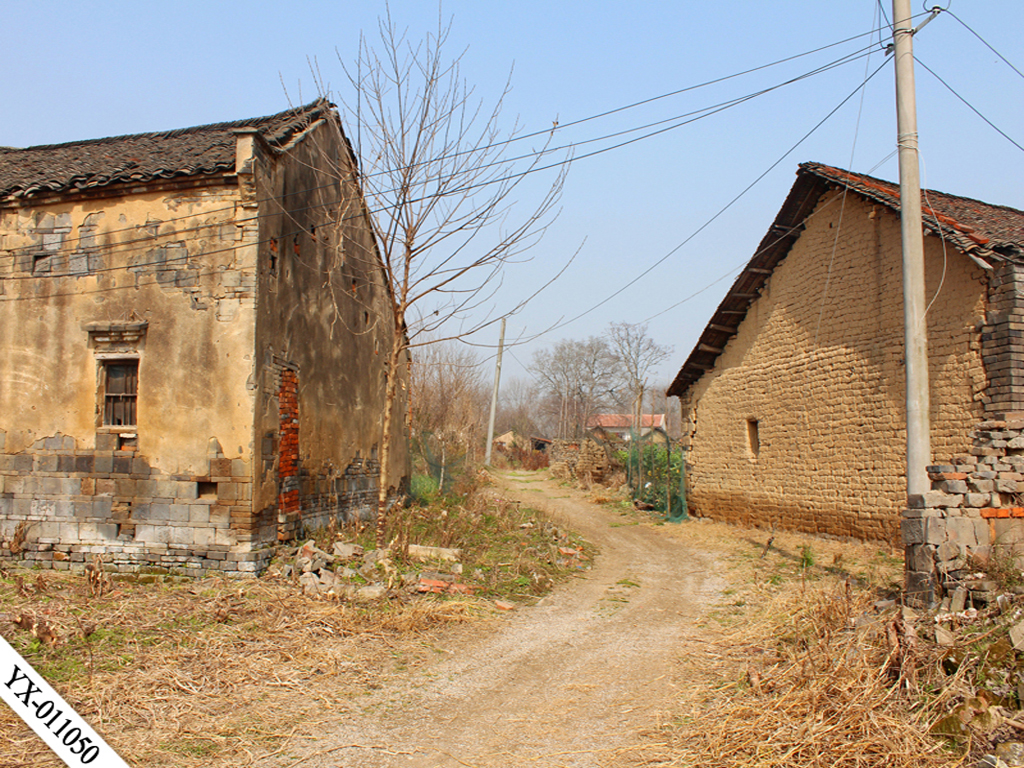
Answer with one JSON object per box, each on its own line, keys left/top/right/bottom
{"left": 679, "top": 191, "right": 987, "bottom": 542}
{"left": 903, "top": 417, "right": 1024, "bottom": 605}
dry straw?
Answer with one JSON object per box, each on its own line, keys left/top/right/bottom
{"left": 0, "top": 572, "right": 482, "bottom": 768}
{"left": 638, "top": 577, "right": 965, "bottom": 768}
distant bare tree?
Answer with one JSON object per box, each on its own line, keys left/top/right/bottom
{"left": 648, "top": 384, "right": 683, "bottom": 440}
{"left": 411, "top": 340, "right": 488, "bottom": 486}
{"left": 323, "top": 11, "right": 567, "bottom": 544}
{"left": 530, "top": 337, "right": 619, "bottom": 439}
{"left": 606, "top": 322, "right": 673, "bottom": 435}
{"left": 495, "top": 375, "right": 543, "bottom": 440}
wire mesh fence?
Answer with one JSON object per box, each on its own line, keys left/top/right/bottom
{"left": 618, "top": 428, "right": 688, "bottom": 521}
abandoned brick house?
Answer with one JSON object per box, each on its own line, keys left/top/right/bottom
{"left": 0, "top": 100, "right": 409, "bottom": 575}
{"left": 667, "top": 162, "right": 1024, "bottom": 560}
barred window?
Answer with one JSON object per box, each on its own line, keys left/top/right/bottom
{"left": 103, "top": 361, "right": 138, "bottom": 426}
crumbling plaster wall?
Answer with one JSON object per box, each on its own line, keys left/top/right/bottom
{"left": 0, "top": 182, "right": 261, "bottom": 573}
{"left": 680, "top": 190, "right": 988, "bottom": 542}
{"left": 251, "top": 119, "right": 410, "bottom": 542}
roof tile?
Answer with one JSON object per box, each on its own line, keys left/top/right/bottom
{"left": 0, "top": 100, "right": 333, "bottom": 201}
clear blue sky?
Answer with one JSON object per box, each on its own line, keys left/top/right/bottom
{"left": 4, "top": 1, "right": 1022, "bottom": 389}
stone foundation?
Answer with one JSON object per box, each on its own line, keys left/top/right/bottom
{"left": 0, "top": 433, "right": 267, "bottom": 576}
{"left": 904, "top": 415, "right": 1024, "bottom": 606}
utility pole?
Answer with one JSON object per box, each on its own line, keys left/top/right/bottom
{"left": 483, "top": 318, "right": 506, "bottom": 466}
{"left": 893, "top": 0, "right": 932, "bottom": 498}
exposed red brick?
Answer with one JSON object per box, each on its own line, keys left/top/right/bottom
{"left": 981, "top": 508, "right": 1011, "bottom": 519}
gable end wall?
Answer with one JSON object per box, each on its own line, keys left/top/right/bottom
{"left": 680, "top": 190, "right": 988, "bottom": 542}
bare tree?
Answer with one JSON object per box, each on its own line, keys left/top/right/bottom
{"left": 326, "top": 12, "right": 567, "bottom": 544}
{"left": 530, "top": 337, "right": 619, "bottom": 439}
{"left": 495, "top": 375, "right": 542, "bottom": 440}
{"left": 647, "top": 384, "right": 683, "bottom": 440}
{"left": 606, "top": 322, "right": 673, "bottom": 436}
{"left": 410, "top": 340, "right": 488, "bottom": 488}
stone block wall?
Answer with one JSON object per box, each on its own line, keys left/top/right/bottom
{"left": 0, "top": 432, "right": 267, "bottom": 576}
{"left": 983, "top": 263, "right": 1024, "bottom": 414}
{"left": 904, "top": 416, "right": 1024, "bottom": 605}
{"left": 293, "top": 456, "right": 382, "bottom": 536}
{"left": 548, "top": 439, "right": 608, "bottom": 484}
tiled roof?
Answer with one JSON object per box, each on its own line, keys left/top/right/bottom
{"left": 0, "top": 99, "right": 334, "bottom": 202}
{"left": 667, "top": 162, "right": 1024, "bottom": 399}
{"left": 806, "top": 162, "right": 1024, "bottom": 257}
{"left": 588, "top": 414, "right": 666, "bottom": 429}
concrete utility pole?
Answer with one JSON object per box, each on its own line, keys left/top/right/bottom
{"left": 483, "top": 317, "right": 506, "bottom": 466}
{"left": 893, "top": 0, "right": 932, "bottom": 498}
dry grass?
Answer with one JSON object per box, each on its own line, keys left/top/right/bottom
{"left": 0, "top": 563, "right": 488, "bottom": 768}
{"left": 618, "top": 520, "right": 968, "bottom": 768}
{"left": 0, "top": 478, "right": 592, "bottom": 768}
{"left": 657, "top": 584, "right": 961, "bottom": 767}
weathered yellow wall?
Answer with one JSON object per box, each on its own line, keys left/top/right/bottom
{"left": 250, "top": 119, "right": 410, "bottom": 536}
{"left": 0, "top": 186, "right": 256, "bottom": 475}
{"left": 681, "top": 190, "right": 988, "bottom": 542}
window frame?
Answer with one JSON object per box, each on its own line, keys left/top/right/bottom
{"left": 97, "top": 356, "right": 140, "bottom": 429}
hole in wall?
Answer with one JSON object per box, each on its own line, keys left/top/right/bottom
{"left": 197, "top": 482, "right": 218, "bottom": 499}
{"left": 746, "top": 418, "right": 760, "bottom": 458}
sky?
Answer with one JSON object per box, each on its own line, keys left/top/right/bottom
{"left": 4, "top": 1, "right": 1023, "bottom": 396}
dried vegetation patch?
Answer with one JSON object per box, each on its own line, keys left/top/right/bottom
{"left": 0, "top": 570, "right": 480, "bottom": 768}
{"left": 0, "top": 480, "right": 589, "bottom": 768}
{"left": 627, "top": 523, "right": 971, "bottom": 768}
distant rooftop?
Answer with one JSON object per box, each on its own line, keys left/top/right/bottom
{"left": 588, "top": 414, "right": 666, "bottom": 430}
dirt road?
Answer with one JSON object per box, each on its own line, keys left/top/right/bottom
{"left": 277, "top": 471, "right": 722, "bottom": 768}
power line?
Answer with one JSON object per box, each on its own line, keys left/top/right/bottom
{"left": 2, "top": 42, "right": 883, "bottom": 280}
{"left": 532, "top": 59, "right": 891, "bottom": 338}
{"left": 2, "top": 30, "right": 889, "bottom": 261}
{"left": 916, "top": 57, "right": 1024, "bottom": 154}
{"left": 946, "top": 8, "right": 1024, "bottom": 81}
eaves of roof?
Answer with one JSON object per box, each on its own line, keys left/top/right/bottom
{"left": 666, "top": 161, "right": 1024, "bottom": 400}
{"left": 0, "top": 99, "right": 335, "bottom": 203}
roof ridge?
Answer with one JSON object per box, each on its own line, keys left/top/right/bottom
{"left": 2, "top": 99, "right": 330, "bottom": 154}
{"left": 801, "top": 161, "right": 1024, "bottom": 220}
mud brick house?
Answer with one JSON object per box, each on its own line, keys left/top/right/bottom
{"left": 667, "top": 162, "right": 1024, "bottom": 583}
{"left": 0, "top": 100, "right": 409, "bottom": 575}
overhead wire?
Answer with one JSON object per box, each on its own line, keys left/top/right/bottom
{"left": 0, "top": 40, "right": 886, "bottom": 288}
{"left": 915, "top": 57, "right": 1024, "bottom": 154}
{"left": 536, "top": 59, "right": 891, "bottom": 337}
{"left": 1, "top": 29, "right": 893, "bottom": 264}
{"left": 945, "top": 8, "right": 1024, "bottom": 81}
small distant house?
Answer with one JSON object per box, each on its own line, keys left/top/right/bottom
{"left": 530, "top": 436, "right": 553, "bottom": 452}
{"left": 493, "top": 430, "right": 524, "bottom": 451}
{"left": 587, "top": 414, "right": 666, "bottom": 442}
{"left": 667, "top": 162, "right": 1024, "bottom": 548}
{"left": 0, "top": 101, "right": 409, "bottom": 575}
{"left": 493, "top": 430, "right": 551, "bottom": 453}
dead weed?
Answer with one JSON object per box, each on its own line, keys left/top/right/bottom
{"left": 0, "top": 570, "right": 482, "bottom": 768}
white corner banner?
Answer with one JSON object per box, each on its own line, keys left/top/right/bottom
{"left": 0, "top": 633, "right": 131, "bottom": 767}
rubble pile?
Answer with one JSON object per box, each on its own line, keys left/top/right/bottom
{"left": 269, "top": 539, "right": 478, "bottom": 600}
{"left": 869, "top": 579, "right": 1024, "bottom": 766}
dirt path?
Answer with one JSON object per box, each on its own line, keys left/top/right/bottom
{"left": 272, "top": 471, "right": 723, "bottom": 768}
